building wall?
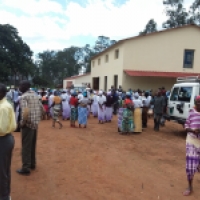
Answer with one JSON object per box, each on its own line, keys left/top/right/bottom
{"left": 91, "top": 44, "right": 124, "bottom": 90}
{"left": 123, "top": 26, "right": 200, "bottom": 73}
{"left": 63, "top": 74, "right": 91, "bottom": 89}
{"left": 122, "top": 73, "right": 176, "bottom": 91}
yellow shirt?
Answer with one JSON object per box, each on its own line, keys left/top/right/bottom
{"left": 0, "top": 98, "right": 17, "bottom": 136}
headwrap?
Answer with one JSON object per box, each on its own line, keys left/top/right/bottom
{"left": 99, "top": 90, "right": 103, "bottom": 95}
{"left": 195, "top": 95, "right": 200, "bottom": 101}
{"left": 83, "top": 91, "right": 87, "bottom": 97}
{"left": 126, "top": 92, "right": 131, "bottom": 97}
{"left": 94, "top": 91, "right": 97, "bottom": 94}
{"left": 134, "top": 92, "right": 139, "bottom": 99}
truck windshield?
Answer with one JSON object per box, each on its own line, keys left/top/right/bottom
{"left": 170, "top": 87, "right": 192, "bottom": 102}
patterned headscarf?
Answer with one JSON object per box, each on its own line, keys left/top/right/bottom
{"left": 195, "top": 95, "right": 200, "bottom": 102}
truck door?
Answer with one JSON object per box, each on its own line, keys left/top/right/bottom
{"left": 168, "top": 86, "right": 193, "bottom": 120}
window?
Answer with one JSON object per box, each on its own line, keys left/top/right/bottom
{"left": 98, "top": 58, "right": 101, "bottom": 65}
{"left": 115, "top": 49, "right": 119, "bottom": 59}
{"left": 105, "top": 54, "right": 109, "bottom": 63}
{"left": 170, "top": 87, "right": 193, "bottom": 102}
{"left": 183, "top": 50, "right": 194, "bottom": 68}
{"left": 92, "top": 61, "right": 95, "bottom": 67}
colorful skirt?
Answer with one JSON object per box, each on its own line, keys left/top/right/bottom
{"left": 70, "top": 107, "right": 78, "bottom": 122}
{"left": 53, "top": 104, "right": 61, "bottom": 121}
{"left": 78, "top": 107, "right": 88, "bottom": 125}
{"left": 134, "top": 108, "right": 142, "bottom": 132}
{"left": 118, "top": 108, "right": 125, "bottom": 131}
{"left": 186, "top": 143, "right": 200, "bottom": 181}
{"left": 121, "top": 111, "right": 134, "bottom": 133}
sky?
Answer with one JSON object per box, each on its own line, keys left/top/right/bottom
{"left": 0, "top": 0, "right": 194, "bottom": 56}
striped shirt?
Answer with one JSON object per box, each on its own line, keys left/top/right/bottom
{"left": 20, "top": 90, "right": 43, "bottom": 129}
{"left": 185, "top": 108, "right": 200, "bottom": 147}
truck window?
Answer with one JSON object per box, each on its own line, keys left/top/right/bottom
{"left": 178, "top": 87, "right": 192, "bottom": 102}
{"left": 170, "top": 87, "right": 179, "bottom": 101}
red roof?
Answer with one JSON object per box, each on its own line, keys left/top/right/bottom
{"left": 124, "top": 70, "right": 200, "bottom": 78}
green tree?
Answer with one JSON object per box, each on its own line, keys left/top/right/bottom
{"left": 0, "top": 24, "right": 34, "bottom": 86}
{"left": 162, "top": 0, "right": 189, "bottom": 28}
{"left": 139, "top": 19, "right": 157, "bottom": 35}
{"left": 189, "top": 0, "right": 200, "bottom": 25}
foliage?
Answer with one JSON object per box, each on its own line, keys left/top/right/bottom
{"left": 189, "top": 0, "right": 200, "bottom": 25}
{"left": 0, "top": 24, "right": 35, "bottom": 86}
{"left": 139, "top": 19, "right": 157, "bottom": 35}
{"left": 162, "top": 0, "right": 189, "bottom": 28}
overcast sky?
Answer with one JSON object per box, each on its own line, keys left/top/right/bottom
{"left": 0, "top": 0, "right": 194, "bottom": 55}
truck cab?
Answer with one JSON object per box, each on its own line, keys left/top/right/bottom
{"left": 167, "top": 76, "right": 200, "bottom": 125}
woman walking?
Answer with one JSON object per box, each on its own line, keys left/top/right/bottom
{"left": 105, "top": 91, "right": 113, "bottom": 122}
{"left": 133, "top": 92, "right": 143, "bottom": 133}
{"left": 183, "top": 96, "right": 200, "bottom": 196}
{"left": 97, "top": 91, "right": 106, "bottom": 124}
{"left": 69, "top": 92, "right": 78, "bottom": 127}
{"left": 91, "top": 91, "right": 98, "bottom": 117}
{"left": 61, "top": 89, "right": 71, "bottom": 120}
{"left": 49, "top": 91, "right": 62, "bottom": 129}
{"left": 121, "top": 92, "right": 134, "bottom": 134}
{"left": 78, "top": 91, "right": 90, "bottom": 128}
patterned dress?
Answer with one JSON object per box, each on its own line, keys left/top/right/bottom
{"left": 121, "top": 108, "right": 134, "bottom": 133}
{"left": 185, "top": 108, "right": 200, "bottom": 181}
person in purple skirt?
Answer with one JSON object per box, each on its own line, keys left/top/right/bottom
{"left": 183, "top": 95, "right": 200, "bottom": 196}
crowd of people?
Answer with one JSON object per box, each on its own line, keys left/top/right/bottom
{"left": 1, "top": 81, "right": 200, "bottom": 198}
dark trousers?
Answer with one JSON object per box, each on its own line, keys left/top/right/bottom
{"left": 154, "top": 113, "right": 162, "bottom": 131}
{"left": 0, "top": 134, "right": 14, "bottom": 200}
{"left": 142, "top": 107, "right": 148, "bottom": 127}
{"left": 113, "top": 102, "right": 119, "bottom": 115}
{"left": 21, "top": 127, "right": 37, "bottom": 170}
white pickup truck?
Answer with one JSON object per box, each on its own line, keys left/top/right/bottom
{"left": 167, "top": 76, "right": 200, "bottom": 125}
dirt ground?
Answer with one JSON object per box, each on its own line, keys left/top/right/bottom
{"left": 11, "top": 116, "right": 200, "bottom": 200}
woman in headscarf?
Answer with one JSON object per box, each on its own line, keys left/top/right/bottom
{"left": 97, "top": 90, "right": 106, "bottom": 124}
{"left": 133, "top": 92, "right": 143, "bottom": 133}
{"left": 183, "top": 96, "right": 200, "bottom": 196}
{"left": 105, "top": 91, "right": 113, "bottom": 122}
{"left": 69, "top": 92, "right": 78, "bottom": 127}
{"left": 121, "top": 92, "right": 134, "bottom": 134}
{"left": 49, "top": 91, "right": 62, "bottom": 129}
{"left": 61, "top": 89, "right": 71, "bottom": 120}
{"left": 78, "top": 91, "right": 90, "bottom": 128}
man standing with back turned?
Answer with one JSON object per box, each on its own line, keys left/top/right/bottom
{"left": 0, "top": 83, "right": 16, "bottom": 200}
{"left": 17, "top": 80, "right": 43, "bottom": 176}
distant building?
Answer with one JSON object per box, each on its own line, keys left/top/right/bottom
{"left": 90, "top": 24, "right": 200, "bottom": 91}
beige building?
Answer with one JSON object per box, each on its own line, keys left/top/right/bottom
{"left": 90, "top": 24, "right": 200, "bottom": 91}
{"left": 63, "top": 73, "right": 91, "bottom": 89}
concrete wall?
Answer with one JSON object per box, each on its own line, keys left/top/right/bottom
{"left": 63, "top": 74, "right": 91, "bottom": 89}
{"left": 123, "top": 26, "right": 200, "bottom": 73}
{"left": 90, "top": 43, "right": 124, "bottom": 90}
{"left": 122, "top": 73, "right": 176, "bottom": 91}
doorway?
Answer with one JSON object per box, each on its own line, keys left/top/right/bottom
{"left": 104, "top": 76, "right": 107, "bottom": 92}
{"left": 114, "top": 75, "right": 118, "bottom": 89}
{"left": 93, "top": 77, "right": 99, "bottom": 90}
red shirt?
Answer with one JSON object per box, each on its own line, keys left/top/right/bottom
{"left": 70, "top": 97, "right": 78, "bottom": 106}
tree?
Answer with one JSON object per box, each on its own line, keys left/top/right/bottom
{"left": 139, "top": 19, "right": 157, "bottom": 35}
{"left": 162, "top": 0, "right": 189, "bottom": 28}
{"left": 0, "top": 24, "right": 34, "bottom": 86}
{"left": 188, "top": 0, "right": 200, "bottom": 25}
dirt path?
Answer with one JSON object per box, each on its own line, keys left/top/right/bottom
{"left": 11, "top": 116, "right": 200, "bottom": 200}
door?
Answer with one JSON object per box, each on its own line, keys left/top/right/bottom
{"left": 168, "top": 86, "right": 193, "bottom": 119}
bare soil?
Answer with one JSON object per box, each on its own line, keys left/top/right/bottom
{"left": 11, "top": 116, "right": 200, "bottom": 200}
